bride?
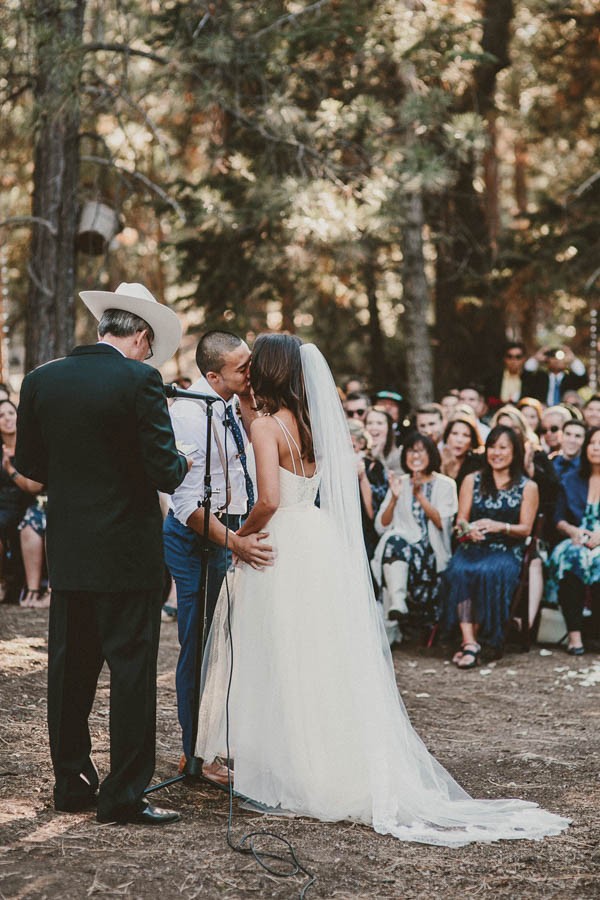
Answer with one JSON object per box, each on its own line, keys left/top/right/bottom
{"left": 196, "top": 334, "right": 568, "bottom": 845}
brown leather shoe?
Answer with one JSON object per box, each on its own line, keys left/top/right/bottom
{"left": 178, "top": 754, "right": 187, "bottom": 775}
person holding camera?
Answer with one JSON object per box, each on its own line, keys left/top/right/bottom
{"left": 523, "top": 345, "right": 587, "bottom": 407}
{"left": 547, "top": 427, "right": 600, "bottom": 656}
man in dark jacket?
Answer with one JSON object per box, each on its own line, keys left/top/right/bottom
{"left": 15, "top": 283, "right": 189, "bottom": 825}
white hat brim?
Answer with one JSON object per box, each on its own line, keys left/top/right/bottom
{"left": 79, "top": 290, "right": 182, "bottom": 367}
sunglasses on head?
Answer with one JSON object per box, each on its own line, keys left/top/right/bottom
{"left": 346, "top": 408, "right": 366, "bottom": 418}
{"left": 542, "top": 425, "right": 561, "bottom": 433}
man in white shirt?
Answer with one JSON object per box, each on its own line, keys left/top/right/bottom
{"left": 163, "top": 331, "right": 273, "bottom": 769}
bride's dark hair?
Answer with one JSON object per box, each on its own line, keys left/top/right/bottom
{"left": 251, "top": 333, "right": 314, "bottom": 462}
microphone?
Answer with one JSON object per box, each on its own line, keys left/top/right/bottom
{"left": 164, "top": 383, "right": 222, "bottom": 403}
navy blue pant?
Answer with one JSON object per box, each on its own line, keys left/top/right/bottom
{"left": 163, "top": 510, "right": 238, "bottom": 759}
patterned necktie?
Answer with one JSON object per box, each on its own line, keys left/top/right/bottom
{"left": 224, "top": 405, "right": 255, "bottom": 512}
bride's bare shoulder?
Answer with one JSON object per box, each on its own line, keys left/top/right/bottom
{"left": 249, "top": 415, "right": 278, "bottom": 437}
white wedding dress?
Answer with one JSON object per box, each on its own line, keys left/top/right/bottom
{"left": 196, "top": 345, "right": 569, "bottom": 846}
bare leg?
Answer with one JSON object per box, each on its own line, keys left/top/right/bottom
{"left": 528, "top": 558, "right": 544, "bottom": 628}
{"left": 21, "top": 524, "right": 43, "bottom": 591}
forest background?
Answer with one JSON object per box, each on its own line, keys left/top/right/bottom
{"left": 1, "top": 0, "right": 599, "bottom": 406}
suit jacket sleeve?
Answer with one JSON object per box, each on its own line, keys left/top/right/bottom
{"left": 136, "top": 367, "right": 188, "bottom": 494}
{"left": 15, "top": 372, "right": 47, "bottom": 483}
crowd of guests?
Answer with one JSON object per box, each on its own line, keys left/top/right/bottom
{"left": 341, "top": 342, "right": 600, "bottom": 665}
{"left": 4, "top": 341, "right": 600, "bottom": 667}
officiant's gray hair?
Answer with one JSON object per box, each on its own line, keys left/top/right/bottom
{"left": 98, "top": 308, "right": 154, "bottom": 341}
{"left": 196, "top": 331, "right": 242, "bottom": 375}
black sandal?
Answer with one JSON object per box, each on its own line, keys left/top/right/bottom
{"left": 455, "top": 643, "right": 480, "bottom": 670}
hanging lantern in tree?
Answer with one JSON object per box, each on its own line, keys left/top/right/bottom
{"left": 77, "top": 201, "right": 121, "bottom": 255}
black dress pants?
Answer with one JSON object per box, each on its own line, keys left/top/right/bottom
{"left": 558, "top": 573, "right": 600, "bottom": 635}
{"left": 48, "top": 588, "right": 162, "bottom": 819}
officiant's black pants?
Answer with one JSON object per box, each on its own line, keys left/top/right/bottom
{"left": 48, "top": 588, "right": 162, "bottom": 819}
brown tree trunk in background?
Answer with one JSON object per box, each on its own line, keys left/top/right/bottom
{"left": 401, "top": 192, "right": 434, "bottom": 406}
{"left": 434, "top": 0, "right": 514, "bottom": 395}
{"left": 26, "top": 0, "right": 86, "bottom": 371}
{"left": 514, "top": 138, "right": 528, "bottom": 213}
{"left": 363, "top": 241, "right": 386, "bottom": 389}
{"left": 484, "top": 112, "right": 499, "bottom": 260}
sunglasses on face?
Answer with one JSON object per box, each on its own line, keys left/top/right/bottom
{"left": 346, "top": 408, "right": 366, "bottom": 418}
{"left": 542, "top": 425, "right": 561, "bottom": 434}
{"left": 505, "top": 353, "right": 524, "bottom": 360}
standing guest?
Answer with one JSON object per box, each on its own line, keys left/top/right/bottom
{"left": 553, "top": 419, "right": 587, "bottom": 480}
{"left": 343, "top": 391, "right": 371, "bottom": 423}
{"left": 415, "top": 403, "right": 444, "bottom": 448}
{"left": 344, "top": 376, "right": 367, "bottom": 395}
{"left": 547, "top": 427, "right": 600, "bottom": 655}
{"left": 486, "top": 341, "right": 539, "bottom": 407}
{"left": 458, "top": 384, "right": 490, "bottom": 441}
{"left": 348, "top": 420, "right": 385, "bottom": 561}
{"left": 365, "top": 407, "right": 403, "bottom": 472}
{"left": 540, "top": 405, "right": 573, "bottom": 455}
{"left": 440, "top": 392, "right": 460, "bottom": 422}
{"left": 524, "top": 345, "right": 587, "bottom": 406}
{"left": 373, "top": 390, "right": 406, "bottom": 444}
{"left": 0, "top": 400, "right": 37, "bottom": 603}
{"left": 164, "top": 331, "right": 274, "bottom": 778}
{"left": 440, "top": 415, "right": 483, "bottom": 492}
{"left": 15, "top": 283, "right": 189, "bottom": 825}
{"left": 517, "top": 396, "right": 544, "bottom": 437}
{"left": 583, "top": 395, "right": 600, "bottom": 430}
{"left": 372, "top": 433, "right": 457, "bottom": 638}
{"left": 440, "top": 426, "right": 539, "bottom": 666}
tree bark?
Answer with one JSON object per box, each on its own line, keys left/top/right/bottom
{"left": 401, "top": 192, "right": 434, "bottom": 407}
{"left": 26, "top": 0, "right": 86, "bottom": 371}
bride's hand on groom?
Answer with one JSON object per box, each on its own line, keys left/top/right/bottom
{"left": 231, "top": 531, "right": 274, "bottom": 569}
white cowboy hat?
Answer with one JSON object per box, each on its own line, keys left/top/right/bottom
{"left": 79, "top": 282, "right": 182, "bottom": 367}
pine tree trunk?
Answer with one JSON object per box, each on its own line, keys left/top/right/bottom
{"left": 26, "top": 0, "right": 86, "bottom": 371}
{"left": 363, "top": 242, "right": 386, "bottom": 389}
{"left": 401, "top": 192, "right": 434, "bottom": 407}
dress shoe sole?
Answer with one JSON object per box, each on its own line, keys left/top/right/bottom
{"left": 97, "top": 811, "right": 181, "bottom": 826}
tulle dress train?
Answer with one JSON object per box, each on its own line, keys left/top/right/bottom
{"left": 196, "top": 428, "right": 569, "bottom": 846}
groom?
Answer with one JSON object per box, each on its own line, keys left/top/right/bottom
{"left": 15, "top": 283, "right": 189, "bottom": 825}
{"left": 164, "top": 330, "right": 274, "bottom": 771}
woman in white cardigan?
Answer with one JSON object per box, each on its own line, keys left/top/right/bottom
{"left": 372, "top": 432, "right": 458, "bottom": 639}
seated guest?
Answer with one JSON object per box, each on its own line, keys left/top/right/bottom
{"left": 553, "top": 419, "right": 587, "bottom": 480}
{"left": 18, "top": 495, "right": 50, "bottom": 608}
{"left": 0, "top": 400, "right": 37, "bottom": 602}
{"left": 486, "top": 341, "right": 540, "bottom": 408}
{"left": 372, "top": 433, "right": 457, "bottom": 639}
{"left": 546, "top": 427, "right": 600, "bottom": 655}
{"left": 524, "top": 345, "right": 587, "bottom": 406}
{"left": 365, "top": 407, "right": 402, "bottom": 472}
{"left": 562, "top": 390, "right": 584, "bottom": 412}
{"left": 415, "top": 403, "right": 444, "bottom": 448}
{"left": 458, "top": 384, "right": 490, "bottom": 441}
{"left": 441, "top": 415, "right": 483, "bottom": 492}
{"left": 441, "top": 426, "right": 539, "bottom": 667}
{"left": 344, "top": 391, "right": 371, "bottom": 423}
{"left": 583, "top": 395, "right": 600, "bottom": 430}
{"left": 348, "top": 420, "right": 388, "bottom": 560}
{"left": 540, "top": 405, "right": 573, "bottom": 455}
{"left": 517, "top": 396, "right": 544, "bottom": 437}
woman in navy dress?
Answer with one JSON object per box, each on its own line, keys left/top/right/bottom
{"left": 441, "top": 426, "right": 539, "bottom": 667}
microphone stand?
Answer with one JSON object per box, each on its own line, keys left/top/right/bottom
{"left": 145, "top": 386, "right": 248, "bottom": 800}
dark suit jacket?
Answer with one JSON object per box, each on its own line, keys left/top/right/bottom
{"left": 554, "top": 467, "right": 588, "bottom": 528}
{"left": 15, "top": 344, "right": 187, "bottom": 592}
{"left": 485, "top": 369, "right": 543, "bottom": 406}
{"left": 524, "top": 369, "right": 587, "bottom": 405}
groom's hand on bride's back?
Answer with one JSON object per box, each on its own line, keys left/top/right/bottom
{"left": 232, "top": 532, "right": 274, "bottom": 569}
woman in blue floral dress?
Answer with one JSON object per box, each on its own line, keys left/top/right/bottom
{"left": 546, "top": 426, "right": 600, "bottom": 655}
{"left": 441, "top": 426, "right": 539, "bottom": 667}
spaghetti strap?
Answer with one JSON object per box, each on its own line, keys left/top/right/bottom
{"left": 271, "top": 415, "right": 305, "bottom": 477}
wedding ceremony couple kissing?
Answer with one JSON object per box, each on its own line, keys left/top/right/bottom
{"left": 14, "top": 282, "right": 569, "bottom": 845}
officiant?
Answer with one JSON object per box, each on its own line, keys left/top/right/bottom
{"left": 163, "top": 330, "right": 274, "bottom": 772}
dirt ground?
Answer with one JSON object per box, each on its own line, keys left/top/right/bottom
{"left": 1, "top": 605, "right": 599, "bottom": 900}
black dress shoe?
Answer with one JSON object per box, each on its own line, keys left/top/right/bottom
{"left": 567, "top": 645, "right": 585, "bottom": 656}
{"left": 97, "top": 801, "right": 181, "bottom": 826}
{"left": 55, "top": 792, "right": 98, "bottom": 812}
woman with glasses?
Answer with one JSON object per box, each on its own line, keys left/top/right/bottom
{"left": 440, "top": 426, "right": 538, "bottom": 667}
{"left": 371, "top": 432, "right": 457, "bottom": 641}
{"left": 546, "top": 427, "right": 600, "bottom": 655}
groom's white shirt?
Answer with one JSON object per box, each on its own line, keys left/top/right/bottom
{"left": 168, "top": 375, "right": 248, "bottom": 524}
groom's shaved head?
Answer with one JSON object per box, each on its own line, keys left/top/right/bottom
{"left": 196, "top": 331, "right": 243, "bottom": 375}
